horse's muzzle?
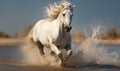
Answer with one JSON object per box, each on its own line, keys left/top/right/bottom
{"left": 65, "top": 26, "right": 72, "bottom": 32}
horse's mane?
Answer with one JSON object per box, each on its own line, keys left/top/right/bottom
{"left": 45, "top": 1, "right": 72, "bottom": 21}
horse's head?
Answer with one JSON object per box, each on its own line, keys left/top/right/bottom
{"left": 45, "top": 1, "right": 74, "bottom": 32}
{"left": 60, "top": 4, "right": 74, "bottom": 32}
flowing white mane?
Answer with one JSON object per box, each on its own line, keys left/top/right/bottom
{"left": 45, "top": 1, "right": 72, "bottom": 21}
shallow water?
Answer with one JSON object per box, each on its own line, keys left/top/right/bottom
{"left": 0, "top": 42, "right": 120, "bottom": 71}
{"left": 0, "top": 63, "right": 120, "bottom": 71}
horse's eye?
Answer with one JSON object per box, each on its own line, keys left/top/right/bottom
{"left": 63, "top": 13, "right": 65, "bottom": 16}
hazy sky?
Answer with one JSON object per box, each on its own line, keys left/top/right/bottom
{"left": 0, "top": 0, "right": 120, "bottom": 36}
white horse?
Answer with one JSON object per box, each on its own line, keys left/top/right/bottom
{"left": 26, "top": 1, "right": 74, "bottom": 66}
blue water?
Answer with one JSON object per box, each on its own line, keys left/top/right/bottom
{"left": 0, "top": 46, "right": 24, "bottom": 62}
{"left": 0, "top": 43, "right": 120, "bottom": 71}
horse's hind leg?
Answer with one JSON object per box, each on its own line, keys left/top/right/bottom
{"left": 36, "top": 41, "right": 45, "bottom": 55}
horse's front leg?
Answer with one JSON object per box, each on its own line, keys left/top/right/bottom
{"left": 63, "top": 44, "right": 72, "bottom": 65}
{"left": 50, "top": 44, "right": 64, "bottom": 66}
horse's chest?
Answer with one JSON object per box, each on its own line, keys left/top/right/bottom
{"left": 55, "top": 36, "right": 69, "bottom": 48}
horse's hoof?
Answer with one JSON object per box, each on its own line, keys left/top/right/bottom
{"left": 61, "top": 62, "right": 66, "bottom": 67}
{"left": 61, "top": 64, "right": 65, "bottom": 67}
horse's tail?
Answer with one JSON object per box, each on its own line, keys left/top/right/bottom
{"left": 26, "top": 28, "right": 33, "bottom": 39}
{"left": 25, "top": 28, "right": 36, "bottom": 48}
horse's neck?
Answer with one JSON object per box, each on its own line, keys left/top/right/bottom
{"left": 55, "top": 19, "right": 66, "bottom": 36}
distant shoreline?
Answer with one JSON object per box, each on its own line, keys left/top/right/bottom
{"left": 0, "top": 38, "right": 120, "bottom": 46}
{"left": 0, "top": 38, "right": 24, "bottom": 46}
{"left": 72, "top": 37, "right": 120, "bottom": 45}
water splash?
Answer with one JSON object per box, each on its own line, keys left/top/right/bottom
{"left": 91, "top": 26, "right": 102, "bottom": 40}
{"left": 71, "top": 26, "right": 120, "bottom": 66}
{"left": 19, "top": 40, "right": 61, "bottom": 66}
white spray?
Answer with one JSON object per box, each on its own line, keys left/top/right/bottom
{"left": 19, "top": 39, "right": 61, "bottom": 66}
{"left": 76, "top": 26, "right": 120, "bottom": 66}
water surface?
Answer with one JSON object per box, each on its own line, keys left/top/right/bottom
{"left": 0, "top": 42, "right": 120, "bottom": 71}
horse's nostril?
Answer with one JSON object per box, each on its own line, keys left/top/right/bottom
{"left": 64, "top": 26, "right": 68, "bottom": 30}
{"left": 65, "top": 26, "right": 69, "bottom": 30}
{"left": 64, "top": 26, "right": 72, "bottom": 32}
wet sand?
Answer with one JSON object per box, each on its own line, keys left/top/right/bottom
{"left": 0, "top": 65, "right": 84, "bottom": 71}
{"left": 0, "top": 59, "right": 85, "bottom": 71}
{"left": 0, "top": 38, "right": 24, "bottom": 46}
